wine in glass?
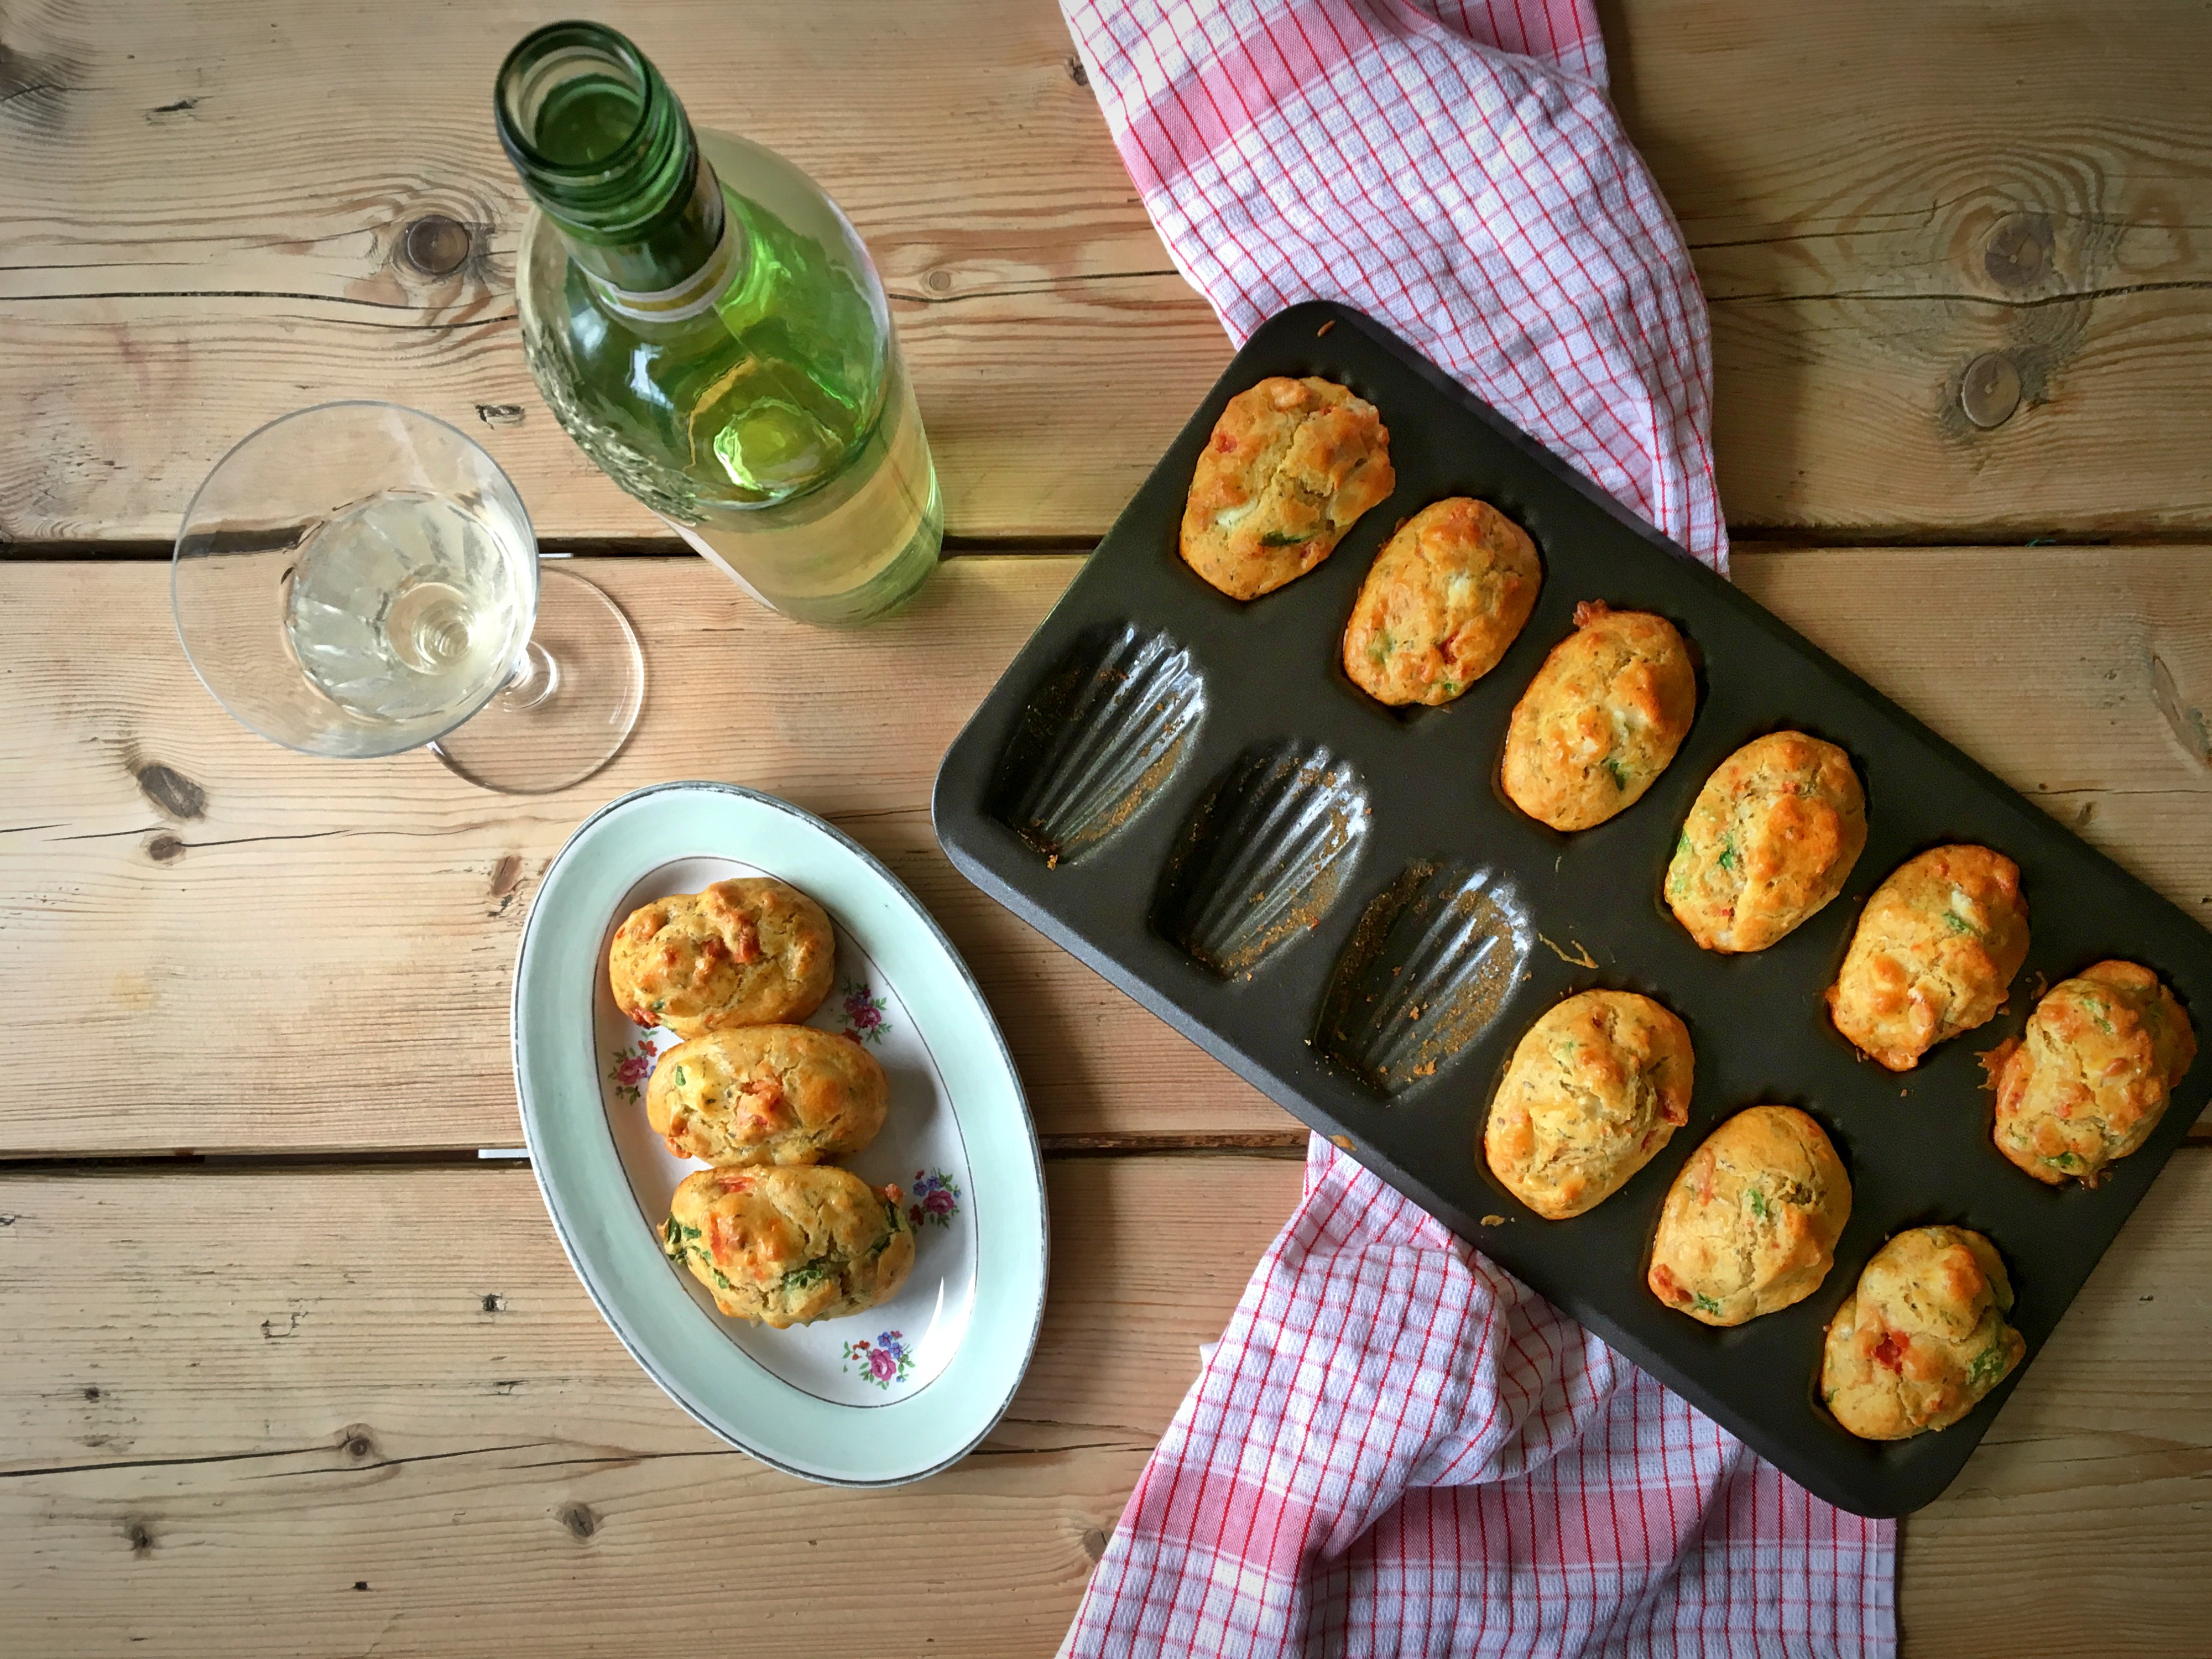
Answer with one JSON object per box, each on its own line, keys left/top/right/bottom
{"left": 173, "top": 400, "right": 644, "bottom": 793}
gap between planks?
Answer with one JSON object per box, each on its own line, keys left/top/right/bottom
{"left": 15, "top": 530, "right": 2212, "bottom": 562}
{"left": 1, "top": 1135, "right": 2202, "bottom": 1176}
{"left": 0, "top": 1131, "right": 1317, "bottom": 1175}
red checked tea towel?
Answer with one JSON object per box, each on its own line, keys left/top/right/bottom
{"left": 1055, "top": 2, "right": 1896, "bottom": 1653}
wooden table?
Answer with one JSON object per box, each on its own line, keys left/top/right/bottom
{"left": 4, "top": 3, "right": 2209, "bottom": 1652}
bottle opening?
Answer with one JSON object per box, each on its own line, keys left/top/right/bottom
{"left": 495, "top": 18, "right": 719, "bottom": 275}
{"left": 497, "top": 22, "right": 653, "bottom": 175}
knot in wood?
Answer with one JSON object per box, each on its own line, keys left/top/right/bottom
{"left": 134, "top": 762, "right": 206, "bottom": 821}
{"left": 559, "top": 1504, "right": 598, "bottom": 1540}
{"left": 1983, "top": 211, "right": 2052, "bottom": 290}
{"left": 402, "top": 214, "right": 472, "bottom": 278}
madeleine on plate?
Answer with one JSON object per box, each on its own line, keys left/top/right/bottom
{"left": 648, "top": 1024, "right": 888, "bottom": 1166}
{"left": 609, "top": 877, "right": 836, "bottom": 1038}
{"left": 664, "top": 1165, "right": 912, "bottom": 1329}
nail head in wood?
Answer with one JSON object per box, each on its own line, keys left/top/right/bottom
{"left": 402, "top": 214, "right": 471, "bottom": 278}
{"left": 1959, "top": 352, "right": 2021, "bottom": 429}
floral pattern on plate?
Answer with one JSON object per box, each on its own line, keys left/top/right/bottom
{"left": 843, "top": 1330, "right": 914, "bottom": 1390}
{"left": 838, "top": 979, "right": 891, "bottom": 1046}
{"left": 907, "top": 1170, "right": 962, "bottom": 1230}
{"left": 606, "top": 1035, "right": 664, "bottom": 1104}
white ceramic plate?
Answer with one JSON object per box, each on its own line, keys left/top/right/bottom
{"left": 512, "top": 781, "right": 1046, "bottom": 1484}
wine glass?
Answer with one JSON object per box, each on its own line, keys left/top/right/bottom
{"left": 172, "top": 401, "right": 644, "bottom": 794}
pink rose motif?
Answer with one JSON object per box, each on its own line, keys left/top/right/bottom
{"left": 923, "top": 1188, "right": 955, "bottom": 1219}
{"left": 614, "top": 1050, "right": 652, "bottom": 1086}
{"left": 868, "top": 1346, "right": 898, "bottom": 1383}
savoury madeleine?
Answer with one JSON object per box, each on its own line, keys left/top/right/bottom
{"left": 1827, "top": 845, "right": 2030, "bottom": 1071}
{"left": 663, "top": 1165, "right": 913, "bottom": 1328}
{"left": 1646, "top": 1105, "right": 1850, "bottom": 1326}
{"left": 1991, "top": 959, "right": 2197, "bottom": 1187}
{"left": 1180, "top": 375, "right": 1395, "bottom": 601}
{"left": 610, "top": 877, "right": 836, "bottom": 1039}
{"left": 1500, "top": 601, "right": 1698, "bottom": 831}
{"left": 648, "top": 1024, "right": 888, "bottom": 1166}
{"left": 1340, "top": 497, "right": 1540, "bottom": 706}
{"left": 1483, "top": 989, "right": 1695, "bottom": 1220}
{"left": 1820, "top": 1225, "right": 2024, "bottom": 1441}
{"left": 1665, "top": 732, "right": 1867, "bottom": 953}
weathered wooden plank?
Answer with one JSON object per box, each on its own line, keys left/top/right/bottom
{"left": 0, "top": 0, "right": 1221, "bottom": 546}
{"left": 2, "top": 547, "right": 2207, "bottom": 1156}
{"left": 2, "top": 1153, "right": 2208, "bottom": 1655}
{"left": 0, "top": 554, "right": 1292, "bottom": 1154}
{"left": 0, "top": 1157, "right": 1290, "bottom": 1657}
{"left": 1604, "top": 0, "right": 2212, "bottom": 534}
{"left": 6, "top": 1, "right": 2212, "bottom": 544}
{"left": 0, "top": 1157, "right": 1299, "bottom": 1474}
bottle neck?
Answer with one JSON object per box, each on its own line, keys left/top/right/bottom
{"left": 495, "top": 22, "right": 737, "bottom": 312}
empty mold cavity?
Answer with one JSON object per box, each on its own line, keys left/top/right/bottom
{"left": 1152, "top": 739, "right": 1372, "bottom": 978}
{"left": 985, "top": 622, "right": 1207, "bottom": 864}
{"left": 1315, "top": 860, "right": 1532, "bottom": 1095}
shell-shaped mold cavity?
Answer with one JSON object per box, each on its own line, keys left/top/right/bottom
{"left": 986, "top": 623, "right": 1208, "bottom": 864}
{"left": 1152, "top": 740, "right": 1372, "bottom": 978}
{"left": 1315, "top": 860, "right": 1532, "bottom": 1095}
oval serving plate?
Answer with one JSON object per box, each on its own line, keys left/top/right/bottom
{"left": 513, "top": 781, "right": 1046, "bottom": 1484}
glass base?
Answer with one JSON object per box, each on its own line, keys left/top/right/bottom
{"left": 431, "top": 566, "right": 644, "bottom": 794}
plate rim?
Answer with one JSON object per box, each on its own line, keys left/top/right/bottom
{"left": 512, "top": 779, "right": 1047, "bottom": 1486}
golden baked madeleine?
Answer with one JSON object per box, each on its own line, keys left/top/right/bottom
{"left": 1665, "top": 732, "right": 1866, "bottom": 953}
{"left": 648, "top": 1025, "right": 888, "bottom": 1166}
{"left": 1483, "top": 989, "right": 1694, "bottom": 1220}
{"left": 1340, "top": 498, "right": 1540, "bottom": 705}
{"left": 664, "top": 1165, "right": 913, "bottom": 1328}
{"left": 1827, "top": 845, "right": 2029, "bottom": 1071}
{"left": 1820, "top": 1225, "right": 2024, "bottom": 1441}
{"left": 609, "top": 877, "right": 836, "bottom": 1039}
{"left": 1500, "top": 601, "right": 1697, "bottom": 831}
{"left": 1991, "top": 960, "right": 2197, "bottom": 1187}
{"left": 1646, "top": 1106, "right": 1850, "bottom": 1326}
{"left": 1180, "top": 375, "right": 1394, "bottom": 601}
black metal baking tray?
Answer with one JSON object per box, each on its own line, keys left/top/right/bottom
{"left": 930, "top": 300, "right": 2212, "bottom": 1517}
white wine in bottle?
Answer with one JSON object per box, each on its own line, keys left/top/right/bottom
{"left": 497, "top": 22, "right": 940, "bottom": 625}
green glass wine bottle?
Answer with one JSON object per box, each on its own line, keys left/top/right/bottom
{"left": 495, "top": 21, "right": 940, "bottom": 625}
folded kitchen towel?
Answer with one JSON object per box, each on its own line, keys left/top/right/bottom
{"left": 1055, "top": 2, "right": 1893, "bottom": 1652}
